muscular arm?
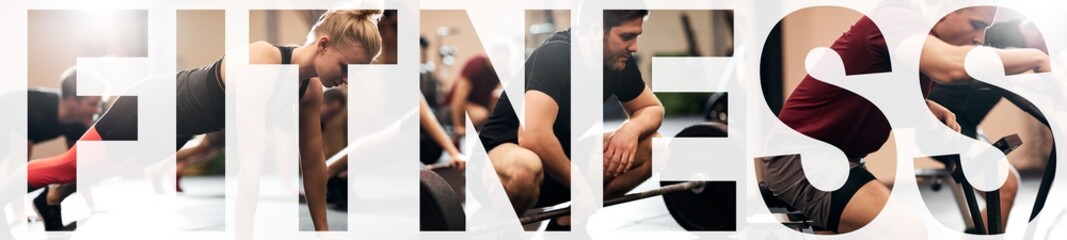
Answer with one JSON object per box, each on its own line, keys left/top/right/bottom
{"left": 926, "top": 99, "right": 960, "bottom": 132}
{"left": 299, "top": 79, "right": 329, "bottom": 231}
{"left": 920, "top": 35, "right": 1051, "bottom": 84}
{"left": 618, "top": 87, "right": 664, "bottom": 138}
{"left": 517, "top": 91, "right": 570, "bottom": 187}
{"left": 27, "top": 141, "right": 33, "bottom": 159}
{"left": 996, "top": 48, "right": 1053, "bottom": 73}
{"left": 605, "top": 86, "right": 664, "bottom": 175}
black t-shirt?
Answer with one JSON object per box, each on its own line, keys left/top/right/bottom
{"left": 479, "top": 29, "right": 646, "bottom": 157}
{"left": 27, "top": 90, "right": 88, "bottom": 147}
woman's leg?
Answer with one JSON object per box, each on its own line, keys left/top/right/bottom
{"left": 27, "top": 127, "right": 102, "bottom": 191}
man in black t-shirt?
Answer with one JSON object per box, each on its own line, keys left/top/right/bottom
{"left": 28, "top": 67, "right": 104, "bottom": 231}
{"left": 28, "top": 68, "right": 102, "bottom": 156}
{"left": 478, "top": 10, "right": 664, "bottom": 228}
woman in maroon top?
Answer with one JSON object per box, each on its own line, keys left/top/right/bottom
{"left": 764, "top": 6, "right": 1051, "bottom": 233}
{"left": 447, "top": 55, "right": 501, "bottom": 140}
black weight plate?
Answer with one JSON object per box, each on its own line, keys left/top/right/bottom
{"left": 661, "top": 181, "right": 736, "bottom": 231}
{"left": 663, "top": 122, "right": 733, "bottom": 230}
{"left": 674, "top": 122, "right": 728, "bottom": 138}
{"left": 702, "top": 92, "right": 728, "bottom": 123}
{"left": 420, "top": 169, "right": 465, "bottom": 231}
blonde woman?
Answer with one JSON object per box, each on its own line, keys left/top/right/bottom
{"left": 23, "top": 9, "right": 384, "bottom": 232}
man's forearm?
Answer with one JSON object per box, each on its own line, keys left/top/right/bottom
{"left": 996, "top": 48, "right": 1051, "bottom": 74}
{"left": 621, "top": 106, "right": 664, "bottom": 138}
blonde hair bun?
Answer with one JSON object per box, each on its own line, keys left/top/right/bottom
{"left": 342, "top": 9, "right": 382, "bottom": 23}
{"left": 307, "top": 8, "right": 384, "bottom": 61}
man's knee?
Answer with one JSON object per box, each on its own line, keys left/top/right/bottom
{"left": 632, "top": 132, "right": 661, "bottom": 169}
{"left": 488, "top": 144, "right": 544, "bottom": 212}
{"left": 837, "top": 180, "right": 890, "bottom": 233}
{"left": 509, "top": 160, "right": 543, "bottom": 191}
{"left": 490, "top": 144, "right": 544, "bottom": 189}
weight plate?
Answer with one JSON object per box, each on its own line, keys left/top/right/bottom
{"left": 420, "top": 169, "right": 465, "bottom": 231}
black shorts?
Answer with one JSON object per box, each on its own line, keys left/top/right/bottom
{"left": 760, "top": 155, "right": 876, "bottom": 232}
{"left": 533, "top": 173, "right": 570, "bottom": 208}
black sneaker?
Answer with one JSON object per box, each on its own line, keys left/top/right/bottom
{"left": 62, "top": 222, "right": 78, "bottom": 231}
{"left": 33, "top": 188, "right": 64, "bottom": 231}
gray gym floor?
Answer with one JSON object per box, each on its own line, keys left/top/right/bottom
{"left": 26, "top": 171, "right": 1048, "bottom": 233}
{"left": 19, "top": 116, "right": 1054, "bottom": 233}
{"left": 24, "top": 176, "right": 348, "bottom": 232}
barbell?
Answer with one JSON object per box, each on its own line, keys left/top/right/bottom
{"left": 419, "top": 121, "right": 736, "bottom": 231}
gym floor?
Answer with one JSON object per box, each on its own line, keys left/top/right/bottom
{"left": 21, "top": 116, "right": 1055, "bottom": 233}
{"left": 27, "top": 176, "right": 349, "bottom": 232}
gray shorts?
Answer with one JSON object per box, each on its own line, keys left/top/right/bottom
{"left": 759, "top": 155, "right": 876, "bottom": 232}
